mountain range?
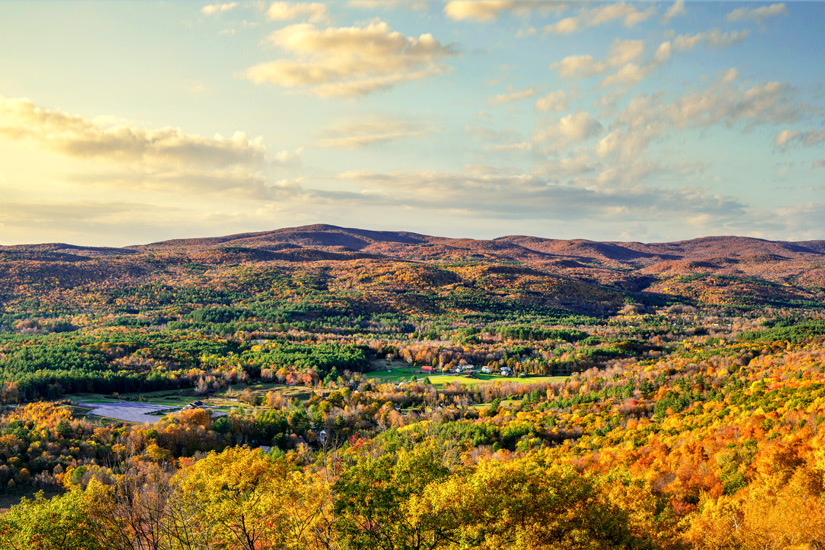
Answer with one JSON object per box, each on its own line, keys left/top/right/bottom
{"left": 2, "top": 225, "right": 824, "bottom": 314}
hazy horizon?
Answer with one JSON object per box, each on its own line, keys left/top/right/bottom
{"left": 1, "top": 1, "right": 823, "bottom": 246}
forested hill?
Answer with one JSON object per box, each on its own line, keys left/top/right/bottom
{"left": 2, "top": 225, "right": 824, "bottom": 320}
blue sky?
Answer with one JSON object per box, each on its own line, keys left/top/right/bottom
{"left": 0, "top": 1, "right": 822, "bottom": 246}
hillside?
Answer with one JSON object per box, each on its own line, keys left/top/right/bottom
{"left": 1, "top": 226, "right": 825, "bottom": 548}
{"left": 2, "top": 226, "right": 824, "bottom": 322}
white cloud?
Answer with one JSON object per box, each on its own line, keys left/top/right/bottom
{"left": 600, "top": 63, "right": 649, "bottom": 88}
{"left": 543, "top": 17, "right": 578, "bottom": 35}
{"left": 273, "top": 147, "right": 303, "bottom": 164}
{"left": 554, "top": 39, "right": 644, "bottom": 79}
{"left": 266, "top": 2, "right": 328, "bottom": 23}
{"left": 247, "top": 21, "right": 455, "bottom": 97}
{"left": 814, "top": 159, "right": 825, "bottom": 169}
{"left": 347, "top": 0, "right": 428, "bottom": 10}
{"left": 532, "top": 155, "right": 598, "bottom": 178}
{"left": 318, "top": 118, "right": 429, "bottom": 148}
{"left": 553, "top": 55, "right": 607, "bottom": 79}
{"left": 543, "top": 2, "right": 654, "bottom": 35}
{"left": 662, "top": 0, "right": 685, "bottom": 23}
{"left": 584, "top": 2, "right": 654, "bottom": 27}
{"left": 558, "top": 29, "right": 746, "bottom": 95}
{"left": 202, "top": 2, "right": 237, "bottom": 15}
{"left": 332, "top": 167, "right": 746, "bottom": 226}
{"left": 775, "top": 129, "right": 799, "bottom": 147}
{"left": 597, "top": 70, "right": 806, "bottom": 160}
{"left": 535, "top": 91, "right": 568, "bottom": 113}
{"left": 488, "top": 86, "right": 537, "bottom": 106}
{"left": 774, "top": 128, "right": 825, "bottom": 148}
{"left": 668, "top": 80, "right": 800, "bottom": 129}
{"left": 673, "top": 29, "right": 749, "bottom": 51}
{"left": 0, "top": 96, "right": 298, "bottom": 200}
{"left": 0, "top": 96, "right": 267, "bottom": 169}
{"left": 444, "top": 1, "right": 555, "bottom": 22}
{"left": 727, "top": 3, "right": 788, "bottom": 23}
{"left": 532, "top": 112, "right": 603, "bottom": 150}
{"left": 608, "top": 40, "right": 645, "bottom": 66}
{"left": 484, "top": 141, "right": 531, "bottom": 152}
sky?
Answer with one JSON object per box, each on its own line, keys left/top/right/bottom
{"left": 0, "top": 0, "right": 823, "bottom": 246}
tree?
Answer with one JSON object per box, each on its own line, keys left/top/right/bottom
{"left": 175, "top": 446, "right": 332, "bottom": 549}
{"left": 333, "top": 447, "right": 451, "bottom": 550}
{"left": 0, "top": 490, "right": 101, "bottom": 550}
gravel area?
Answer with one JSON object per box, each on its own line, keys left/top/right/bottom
{"left": 77, "top": 401, "right": 177, "bottom": 424}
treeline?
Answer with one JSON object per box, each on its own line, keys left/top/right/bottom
{"left": 0, "top": 330, "right": 367, "bottom": 401}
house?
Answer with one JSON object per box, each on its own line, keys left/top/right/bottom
{"left": 481, "top": 366, "right": 491, "bottom": 374}
{"left": 421, "top": 366, "right": 434, "bottom": 374}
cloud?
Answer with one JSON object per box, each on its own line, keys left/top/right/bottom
{"left": 545, "top": 2, "right": 654, "bottom": 34}
{"left": 333, "top": 167, "right": 746, "bottom": 225}
{"left": 751, "top": 201, "right": 825, "bottom": 240}
{"left": 553, "top": 55, "right": 607, "bottom": 79}
{"left": 532, "top": 155, "right": 598, "bottom": 178}
{"left": 667, "top": 79, "right": 801, "bottom": 129}
{"left": 608, "top": 40, "right": 645, "bottom": 66}
{"left": 488, "top": 86, "right": 537, "bottom": 106}
{"left": 727, "top": 3, "right": 788, "bottom": 23}
{"left": 347, "top": 0, "right": 428, "bottom": 10}
{"left": 483, "top": 141, "right": 531, "bottom": 152}
{"left": 673, "top": 29, "right": 749, "bottom": 51}
{"left": 662, "top": 0, "right": 685, "bottom": 23}
{"left": 583, "top": 2, "right": 655, "bottom": 27}
{"left": 0, "top": 96, "right": 267, "bottom": 169}
{"left": 557, "top": 29, "right": 746, "bottom": 94}
{"left": 318, "top": 118, "right": 429, "bottom": 148}
{"left": 543, "top": 17, "right": 578, "bottom": 34}
{"left": 0, "top": 96, "right": 301, "bottom": 201}
{"left": 535, "top": 91, "right": 568, "bottom": 113}
{"left": 774, "top": 128, "right": 825, "bottom": 148}
{"left": 273, "top": 147, "right": 303, "bottom": 164}
{"left": 444, "top": 1, "right": 555, "bottom": 22}
{"left": 202, "top": 2, "right": 237, "bottom": 15}
{"left": 247, "top": 21, "right": 455, "bottom": 97}
{"left": 553, "top": 39, "right": 643, "bottom": 79}
{"left": 814, "top": 159, "right": 825, "bottom": 168}
{"left": 597, "top": 69, "right": 806, "bottom": 160}
{"left": 600, "top": 63, "right": 650, "bottom": 88}
{"left": 266, "top": 2, "right": 328, "bottom": 23}
{"left": 532, "top": 112, "right": 603, "bottom": 150}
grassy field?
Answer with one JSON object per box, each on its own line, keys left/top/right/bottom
{"left": 429, "top": 374, "right": 568, "bottom": 387}
{"left": 364, "top": 361, "right": 568, "bottom": 387}
{"left": 364, "top": 362, "right": 426, "bottom": 383}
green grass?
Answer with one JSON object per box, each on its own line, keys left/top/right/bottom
{"left": 429, "top": 374, "right": 567, "bottom": 387}
{"left": 64, "top": 394, "right": 122, "bottom": 404}
{"left": 363, "top": 363, "right": 569, "bottom": 387}
{"left": 365, "top": 365, "right": 427, "bottom": 383}
{"left": 470, "top": 398, "right": 521, "bottom": 410}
